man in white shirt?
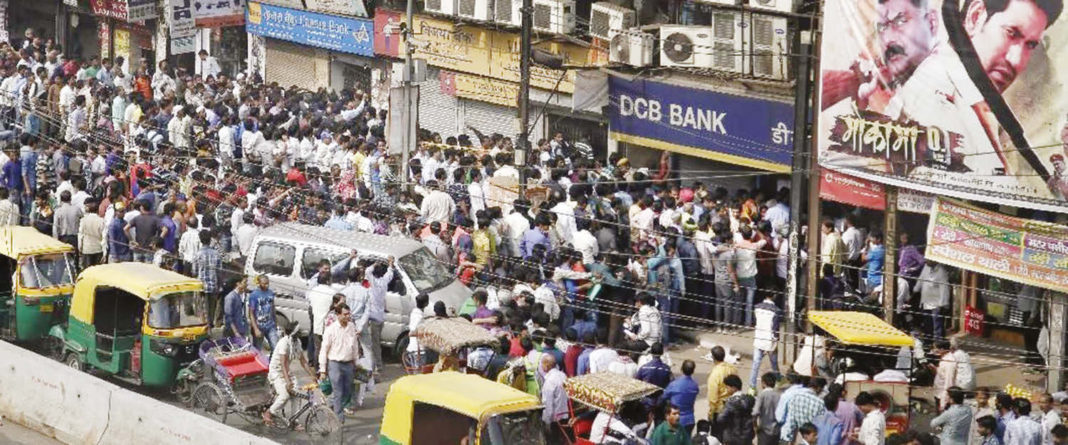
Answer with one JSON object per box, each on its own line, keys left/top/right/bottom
{"left": 853, "top": 391, "right": 886, "bottom": 445}
{"left": 197, "top": 50, "right": 222, "bottom": 79}
{"left": 502, "top": 203, "right": 530, "bottom": 258}
{"left": 468, "top": 169, "right": 487, "bottom": 215}
{"left": 317, "top": 305, "right": 360, "bottom": 417}
{"left": 177, "top": 217, "right": 202, "bottom": 271}
{"left": 571, "top": 217, "right": 598, "bottom": 265}
{"left": 234, "top": 212, "right": 259, "bottom": 260}
{"left": 540, "top": 354, "right": 569, "bottom": 432}
{"left": 419, "top": 180, "right": 456, "bottom": 225}
{"left": 915, "top": 262, "right": 951, "bottom": 339}
{"left": 307, "top": 273, "right": 336, "bottom": 370}
{"left": 264, "top": 322, "right": 314, "bottom": 424}
{"left": 588, "top": 337, "right": 620, "bottom": 374}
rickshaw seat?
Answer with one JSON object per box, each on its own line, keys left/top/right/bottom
{"left": 572, "top": 418, "right": 593, "bottom": 438}
{"left": 217, "top": 351, "right": 268, "bottom": 380}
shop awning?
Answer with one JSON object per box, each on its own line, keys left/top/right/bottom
{"left": 808, "top": 311, "right": 915, "bottom": 347}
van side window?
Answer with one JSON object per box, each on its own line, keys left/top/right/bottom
{"left": 253, "top": 242, "right": 296, "bottom": 277}
{"left": 301, "top": 249, "right": 348, "bottom": 280}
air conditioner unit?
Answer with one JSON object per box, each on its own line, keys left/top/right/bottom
{"left": 748, "top": 0, "right": 796, "bottom": 13}
{"left": 711, "top": 11, "right": 746, "bottom": 73}
{"left": 424, "top": 0, "right": 457, "bottom": 15}
{"left": 609, "top": 28, "right": 654, "bottom": 67}
{"left": 458, "top": 0, "right": 493, "bottom": 21}
{"left": 532, "top": 0, "right": 574, "bottom": 34}
{"left": 659, "top": 25, "right": 716, "bottom": 68}
{"left": 589, "top": 2, "right": 636, "bottom": 41}
{"left": 750, "top": 14, "right": 789, "bottom": 80}
{"left": 494, "top": 0, "right": 522, "bottom": 26}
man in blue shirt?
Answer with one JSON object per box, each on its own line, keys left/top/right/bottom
{"left": 323, "top": 207, "right": 353, "bottom": 231}
{"left": 222, "top": 277, "right": 250, "bottom": 338}
{"left": 863, "top": 231, "right": 886, "bottom": 292}
{"left": 575, "top": 331, "right": 595, "bottom": 376}
{"left": 2, "top": 146, "right": 21, "bottom": 198}
{"left": 107, "top": 203, "right": 131, "bottom": 262}
{"left": 813, "top": 394, "right": 844, "bottom": 445}
{"left": 635, "top": 342, "right": 672, "bottom": 388}
{"left": 520, "top": 214, "right": 552, "bottom": 259}
{"left": 249, "top": 275, "right": 279, "bottom": 350}
{"left": 661, "top": 359, "right": 700, "bottom": 436}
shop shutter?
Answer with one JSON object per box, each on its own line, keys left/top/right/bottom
{"left": 418, "top": 69, "right": 462, "bottom": 138}
{"left": 461, "top": 99, "right": 517, "bottom": 141}
{"left": 265, "top": 39, "right": 329, "bottom": 91}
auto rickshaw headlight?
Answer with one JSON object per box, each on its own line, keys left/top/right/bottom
{"left": 149, "top": 339, "right": 179, "bottom": 357}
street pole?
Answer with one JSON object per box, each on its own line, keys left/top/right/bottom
{"left": 516, "top": 0, "right": 532, "bottom": 194}
{"left": 401, "top": 0, "right": 416, "bottom": 187}
{"left": 883, "top": 186, "right": 898, "bottom": 324}
{"left": 784, "top": 33, "right": 811, "bottom": 369}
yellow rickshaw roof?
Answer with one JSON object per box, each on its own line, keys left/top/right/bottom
{"left": 808, "top": 311, "right": 915, "bottom": 347}
{"left": 78, "top": 263, "right": 204, "bottom": 300}
{"left": 0, "top": 226, "right": 75, "bottom": 257}
{"left": 387, "top": 372, "right": 541, "bottom": 420}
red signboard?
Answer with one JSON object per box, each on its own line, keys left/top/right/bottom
{"left": 91, "top": 0, "right": 129, "bottom": 20}
{"left": 964, "top": 306, "right": 985, "bottom": 336}
{"left": 373, "top": 8, "right": 402, "bottom": 58}
{"left": 819, "top": 169, "right": 886, "bottom": 210}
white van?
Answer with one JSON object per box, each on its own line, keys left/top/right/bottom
{"left": 243, "top": 222, "right": 470, "bottom": 355}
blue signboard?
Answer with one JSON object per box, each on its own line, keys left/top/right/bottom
{"left": 607, "top": 76, "right": 794, "bottom": 172}
{"left": 245, "top": 1, "right": 373, "bottom": 57}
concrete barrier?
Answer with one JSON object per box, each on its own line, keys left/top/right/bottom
{"left": 0, "top": 341, "right": 113, "bottom": 444}
{"left": 0, "top": 341, "right": 279, "bottom": 445}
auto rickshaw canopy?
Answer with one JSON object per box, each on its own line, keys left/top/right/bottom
{"left": 0, "top": 226, "right": 74, "bottom": 258}
{"left": 412, "top": 317, "right": 500, "bottom": 355}
{"left": 808, "top": 311, "right": 915, "bottom": 347}
{"left": 380, "top": 372, "right": 541, "bottom": 444}
{"left": 564, "top": 372, "right": 661, "bottom": 413}
{"left": 69, "top": 263, "right": 204, "bottom": 323}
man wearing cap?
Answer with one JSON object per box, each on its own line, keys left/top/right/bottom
{"left": 1049, "top": 154, "right": 1068, "bottom": 199}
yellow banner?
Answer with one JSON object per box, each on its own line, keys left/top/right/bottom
{"left": 114, "top": 29, "right": 131, "bottom": 63}
{"left": 452, "top": 72, "right": 519, "bottom": 107}
{"left": 488, "top": 34, "right": 584, "bottom": 93}
{"left": 409, "top": 15, "right": 493, "bottom": 76}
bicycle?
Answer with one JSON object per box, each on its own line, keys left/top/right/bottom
{"left": 265, "top": 382, "right": 341, "bottom": 438}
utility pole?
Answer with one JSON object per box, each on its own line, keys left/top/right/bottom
{"left": 784, "top": 31, "right": 811, "bottom": 368}
{"left": 400, "top": 0, "right": 416, "bottom": 186}
{"left": 516, "top": 0, "right": 532, "bottom": 194}
{"left": 883, "top": 186, "right": 898, "bottom": 324}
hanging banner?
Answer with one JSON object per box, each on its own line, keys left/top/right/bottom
{"left": 819, "top": 170, "right": 886, "bottom": 210}
{"left": 0, "top": 0, "right": 8, "bottom": 44}
{"left": 925, "top": 198, "right": 1068, "bottom": 294}
{"left": 818, "top": 0, "right": 1068, "bottom": 213}
{"left": 168, "top": 0, "right": 196, "bottom": 55}
{"left": 245, "top": 1, "right": 373, "bottom": 56}
{"left": 193, "top": 0, "right": 246, "bottom": 27}
{"left": 114, "top": 29, "right": 131, "bottom": 63}
{"left": 98, "top": 21, "right": 111, "bottom": 59}
{"left": 607, "top": 75, "right": 794, "bottom": 172}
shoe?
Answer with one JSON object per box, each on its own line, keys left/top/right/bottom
{"left": 344, "top": 408, "right": 357, "bottom": 416}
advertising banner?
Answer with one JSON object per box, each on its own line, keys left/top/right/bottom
{"left": 193, "top": 0, "right": 246, "bottom": 27}
{"left": 818, "top": 0, "right": 1068, "bottom": 213}
{"left": 168, "top": 0, "right": 196, "bottom": 55}
{"left": 98, "top": 21, "right": 111, "bottom": 59}
{"left": 820, "top": 170, "right": 886, "bottom": 210}
{"left": 245, "top": 1, "right": 373, "bottom": 56}
{"left": 925, "top": 198, "right": 1068, "bottom": 294}
{"left": 304, "top": 0, "right": 366, "bottom": 18}
{"left": 607, "top": 75, "right": 794, "bottom": 172}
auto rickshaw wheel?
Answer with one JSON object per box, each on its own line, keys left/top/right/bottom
{"left": 304, "top": 405, "right": 340, "bottom": 437}
{"left": 192, "top": 382, "right": 228, "bottom": 423}
{"left": 65, "top": 353, "right": 83, "bottom": 372}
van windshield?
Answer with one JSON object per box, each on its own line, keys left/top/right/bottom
{"left": 399, "top": 248, "right": 453, "bottom": 293}
{"left": 148, "top": 291, "right": 207, "bottom": 329}
{"left": 20, "top": 253, "right": 74, "bottom": 289}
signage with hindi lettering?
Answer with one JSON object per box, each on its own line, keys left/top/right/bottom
{"left": 245, "top": 1, "right": 373, "bottom": 56}
{"left": 91, "top": 0, "right": 129, "bottom": 20}
{"left": 126, "top": 0, "right": 157, "bottom": 21}
{"left": 925, "top": 198, "right": 1068, "bottom": 294}
{"left": 607, "top": 75, "right": 794, "bottom": 172}
{"left": 820, "top": 170, "right": 885, "bottom": 210}
{"left": 445, "top": 71, "right": 519, "bottom": 108}
{"left": 168, "top": 0, "right": 196, "bottom": 54}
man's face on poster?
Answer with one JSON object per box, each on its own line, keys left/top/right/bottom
{"left": 964, "top": 0, "right": 1052, "bottom": 92}
{"left": 876, "top": 0, "right": 937, "bottom": 83}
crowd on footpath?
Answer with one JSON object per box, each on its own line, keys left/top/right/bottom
{"left": 0, "top": 32, "right": 1064, "bottom": 444}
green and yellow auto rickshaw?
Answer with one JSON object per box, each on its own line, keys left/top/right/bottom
{"left": 49, "top": 263, "right": 209, "bottom": 387}
{"left": 0, "top": 226, "right": 76, "bottom": 343}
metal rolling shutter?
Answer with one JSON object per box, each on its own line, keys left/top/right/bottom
{"left": 461, "top": 99, "right": 517, "bottom": 141}
{"left": 265, "top": 39, "right": 329, "bottom": 91}
{"left": 418, "top": 69, "right": 462, "bottom": 138}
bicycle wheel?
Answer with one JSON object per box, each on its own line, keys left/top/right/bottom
{"left": 192, "top": 382, "right": 229, "bottom": 424}
{"left": 303, "top": 404, "right": 340, "bottom": 437}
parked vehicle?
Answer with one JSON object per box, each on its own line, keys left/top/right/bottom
{"left": 243, "top": 222, "right": 470, "bottom": 355}
{"left": 380, "top": 372, "right": 546, "bottom": 445}
{"left": 0, "top": 226, "right": 76, "bottom": 344}
{"left": 49, "top": 263, "right": 208, "bottom": 387}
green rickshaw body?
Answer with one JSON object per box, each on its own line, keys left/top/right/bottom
{"left": 0, "top": 226, "right": 76, "bottom": 342}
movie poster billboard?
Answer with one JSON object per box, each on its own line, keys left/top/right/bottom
{"left": 818, "top": 0, "right": 1068, "bottom": 212}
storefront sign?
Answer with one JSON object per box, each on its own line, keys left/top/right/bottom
{"left": 897, "top": 189, "right": 935, "bottom": 214}
{"left": 817, "top": 0, "right": 1068, "bottom": 213}
{"left": 246, "top": 1, "right": 373, "bottom": 56}
{"left": 91, "top": 0, "right": 129, "bottom": 20}
{"left": 0, "top": 0, "right": 8, "bottom": 44}
{"left": 820, "top": 170, "right": 885, "bottom": 210}
{"left": 304, "top": 0, "right": 366, "bottom": 18}
{"left": 194, "top": 0, "right": 246, "bottom": 27}
{"left": 127, "top": 0, "right": 157, "bottom": 21}
{"left": 442, "top": 71, "right": 519, "bottom": 108}
{"left": 168, "top": 0, "right": 196, "bottom": 54}
{"left": 926, "top": 198, "right": 1068, "bottom": 295}
{"left": 373, "top": 9, "right": 593, "bottom": 95}
{"left": 256, "top": 0, "right": 304, "bottom": 8}
{"left": 607, "top": 75, "right": 794, "bottom": 172}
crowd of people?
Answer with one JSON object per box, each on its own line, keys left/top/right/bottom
{"left": 0, "top": 37, "right": 1061, "bottom": 445}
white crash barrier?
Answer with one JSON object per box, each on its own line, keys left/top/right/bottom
{"left": 100, "top": 390, "right": 276, "bottom": 445}
{"left": 0, "top": 341, "right": 278, "bottom": 445}
{"left": 0, "top": 340, "right": 113, "bottom": 444}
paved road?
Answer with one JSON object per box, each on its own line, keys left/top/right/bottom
{"left": 0, "top": 419, "right": 64, "bottom": 444}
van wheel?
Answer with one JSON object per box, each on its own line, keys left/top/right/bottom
{"left": 65, "top": 353, "right": 83, "bottom": 372}
{"left": 275, "top": 313, "right": 290, "bottom": 331}
{"left": 392, "top": 332, "right": 409, "bottom": 359}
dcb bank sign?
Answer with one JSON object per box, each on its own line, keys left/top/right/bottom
{"left": 608, "top": 76, "right": 794, "bottom": 172}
